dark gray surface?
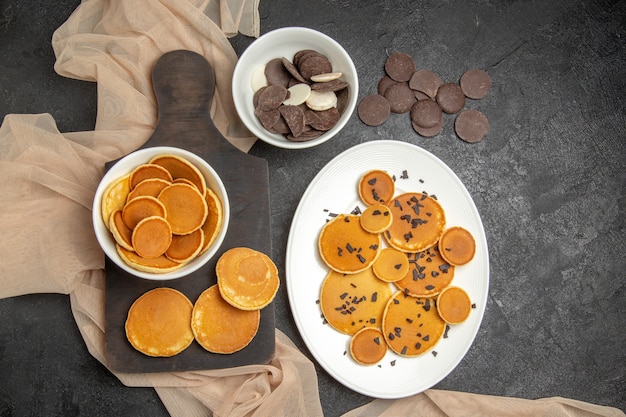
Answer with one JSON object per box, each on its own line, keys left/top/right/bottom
{"left": 1, "top": 0, "right": 625, "bottom": 416}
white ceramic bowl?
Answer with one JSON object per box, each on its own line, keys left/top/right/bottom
{"left": 92, "top": 146, "right": 229, "bottom": 280}
{"left": 232, "top": 27, "right": 358, "bottom": 149}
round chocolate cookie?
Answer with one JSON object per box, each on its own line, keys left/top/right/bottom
{"left": 460, "top": 68, "right": 492, "bottom": 99}
{"left": 410, "top": 99, "right": 442, "bottom": 128}
{"left": 409, "top": 69, "right": 444, "bottom": 99}
{"left": 384, "top": 82, "right": 415, "bottom": 114}
{"left": 454, "top": 109, "right": 489, "bottom": 143}
{"left": 358, "top": 94, "right": 391, "bottom": 126}
{"left": 384, "top": 52, "right": 416, "bottom": 82}
{"left": 436, "top": 83, "right": 466, "bottom": 114}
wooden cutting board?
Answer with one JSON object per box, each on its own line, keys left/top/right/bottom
{"left": 104, "top": 50, "right": 274, "bottom": 373}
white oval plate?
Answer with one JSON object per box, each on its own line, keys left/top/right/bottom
{"left": 286, "top": 140, "right": 489, "bottom": 398}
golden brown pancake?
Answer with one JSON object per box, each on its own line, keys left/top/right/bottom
{"left": 129, "top": 163, "right": 173, "bottom": 189}
{"left": 358, "top": 170, "right": 395, "bottom": 206}
{"left": 349, "top": 327, "right": 387, "bottom": 365}
{"left": 127, "top": 178, "right": 171, "bottom": 201}
{"left": 165, "top": 229, "right": 204, "bottom": 263}
{"left": 199, "top": 188, "right": 224, "bottom": 255}
{"left": 131, "top": 216, "right": 172, "bottom": 259}
{"left": 438, "top": 226, "right": 476, "bottom": 266}
{"left": 149, "top": 154, "right": 207, "bottom": 196}
{"left": 372, "top": 247, "right": 410, "bottom": 282}
{"left": 359, "top": 203, "right": 393, "bottom": 234}
{"left": 319, "top": 267, "right": 393, "bottom": 335}
{"left": 101, "top": 174, "right": 130, "bottom": 230}
{"left": 117, "top": 245, "right": 182, "bottom": 273}
{"left": 393, "top": 246, "right": 455, "bottom": 297}
{"left": 121, "top": 196, "right": 166, "bottom": 230}
{"left": 436, "top": 286, "right": 471, "bottom": 324}
{"left": 216, "top": 247, "right": 280, "bottom": 310}
{"left": 109, "top": 210, "right": 134, "bottom": 251}
{"left": 318, "top": 214, "right": 380, "bottom": 274}
{"left": 192, "top": 284, "right": 260, "bottom": 354}
{"left": 157, "top": 183, "right": 207, "bottom": 235}
{"left": 125, "top": 287, "right": 194, "bottom": 357}
{"left": 382, "top": 291, "right": 446, "bottom": 356}
{"left": 384, "top": 192, "right": 445, "bottom": 253}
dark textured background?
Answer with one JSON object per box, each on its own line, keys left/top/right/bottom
{"left": 1, "top": 0, "right": 624, "bottom": 416}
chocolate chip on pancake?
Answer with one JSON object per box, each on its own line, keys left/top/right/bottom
{"left": 264, "top": 57, "right": 292, "bottom": 87}
{"left": 454, "top": 109, "right": 489, "bottom": 143}
{"left": 257, "top": 85, "right": 289, "bottom": 111}
{"left": 410, "top": 99, "right": 442, "bottom": 128}
{"left": 460, "top": 68, "right": 492, "bottom": 99}
{"left": 436, "top": 83, "right": 466, "bottom": 114}
{"left": 384, "top": 52, "right": 416, "bottom": 82}
{"left": 279, "top": 105, "right": 306, "bottom": 137}
{"left": 409, "top": 69, "right": 444, "bottom": 99}
{"left": 384, "top": 82, "right": 415, "bottom": 114}
{"left": 281, "top": 57, "right": 307, "bottom": 83}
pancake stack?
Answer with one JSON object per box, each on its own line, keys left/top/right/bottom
{"left": 318, "top": 169, "right": 477, "bottom": 365}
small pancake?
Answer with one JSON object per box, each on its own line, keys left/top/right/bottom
{"left": 157, "top": 183, "right": 207, "bottom": 235}
{"left": 384, "top": 192, "right": 445, "bottom": 253}
{"left": 318, "top": 214, "right": 381, "bottom": 274}
{"left": 101, "top": 174, "right": 131, "bottom": 230}
{"left": 131, "top": 216, "right": 172, "bottom": 259}
{"left": 149, "top": 154, "right": 207, "bottom": 196}
{"left": 216, "top": 247, "right": 280, "bottom": 310}
{"left": 121, "top": 196, "right": 166, "bottom": 230}
{"left": 117, "top": 245, "right": 182, "bottom": 274}
{"left": 394, "top": 246, "right": 455, "bottom": 297}
{"left": 125, "top": 287, "right": 193, "bottom": 357}
{"left": 436, "top": 286, "right": 472, "bottom": 324}
{"left": 438, "top": 226, "right": 476, "bottom": 265}
{"left": 372, "top": 247, "right": 410, "bottom": 283}
{"left": 127, "top": 178, "right": 171, "bottom": 201}
{"left": 358, "top": 170, "right": 395, "bottom": 206}
{"left": 319, "top": 267, "right": 393, "bottom": 335}
{"left": 192, "top": 285, "right": 260, "bottom": 354}
{"left": 129, "top": 163, "right": 173, "bottom": 190}
{"left": 360, "top": 204, "right": 393, "bottom": 234}
{"left": 349, "top": 327, "right": 387, "bottom": 365}
{"left": 109, "top": 210, "right": 134, "bottom": 251}
{"left": 199, "top": 188, "right": 224, "bottom": 255}
{"left": 165, "top": 228, "right": 204, "bottom": 263}
{"left": 382, "top": 291, "right": 446, "bottom": 356}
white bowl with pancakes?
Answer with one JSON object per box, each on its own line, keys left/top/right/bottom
{"left": 232, "top": 27, "right": 358, "bottom": 149}
{"left": 92, "top": 146, "right": 229, "bottom": 280}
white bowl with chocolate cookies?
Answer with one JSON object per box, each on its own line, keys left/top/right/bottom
{"left": 92, "top": 146, "right": 229, "bottom": 280}
{"left": 232, "top": 27, "right": 358, "bottom": 149}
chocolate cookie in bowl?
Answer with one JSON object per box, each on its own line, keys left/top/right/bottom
{"left": 233, "top": 27, "right": 358, "bottom": 149}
